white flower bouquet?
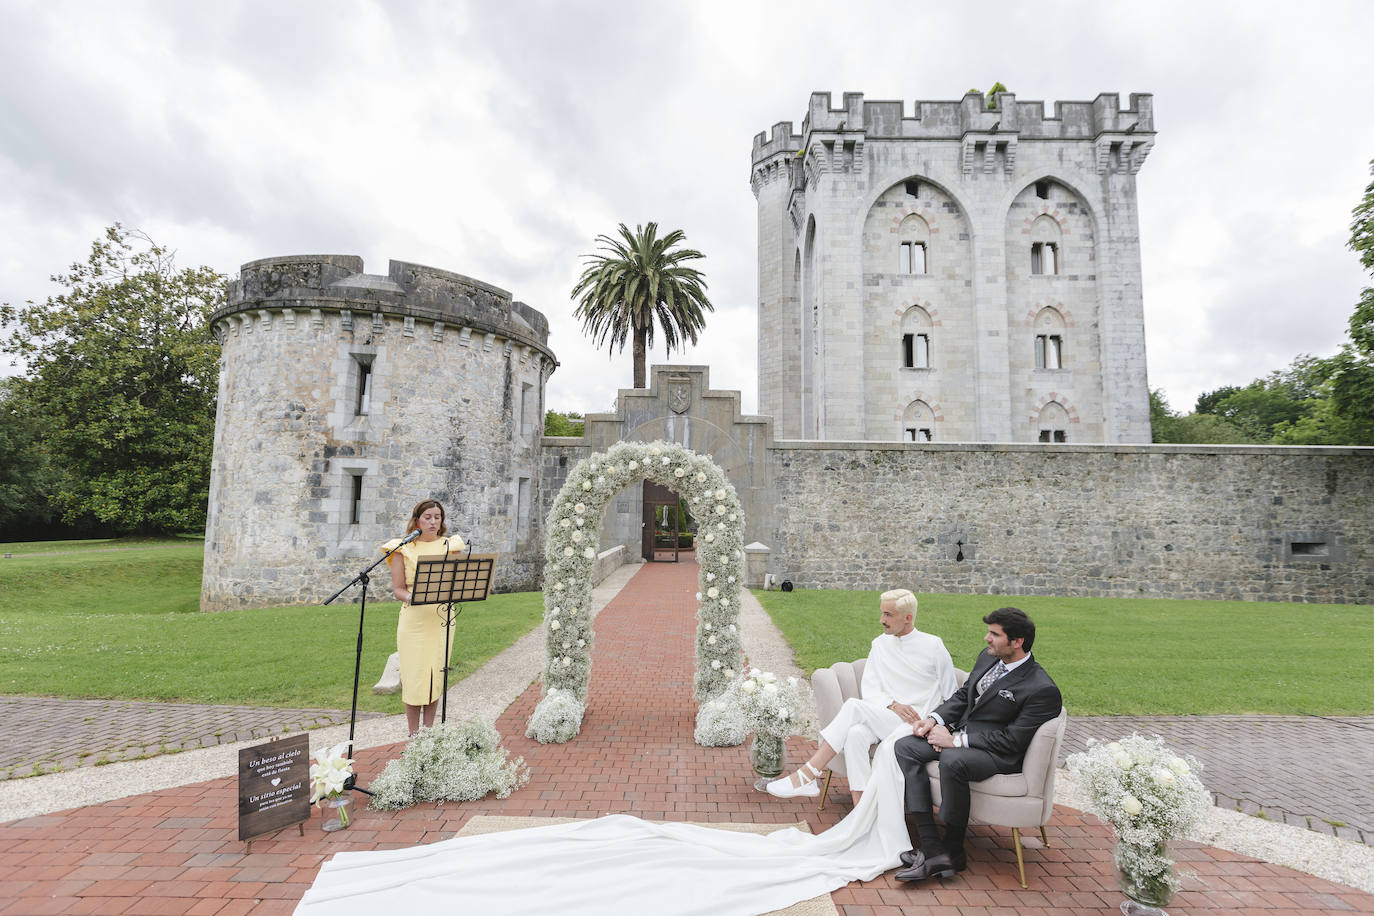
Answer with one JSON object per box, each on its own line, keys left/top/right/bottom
{"left": 369, "top": 720, "right": 529, "bottom": 810}
{"left": 308, "top": 741, "right": 353, "bottom": 803}
{"left": 695, "top": 668, "right": 812, "bottom": 747}
{"left": 308, "top": 741, "right": 354, "bottom": 826}
{"left": 1066, "top": 733, "right": 1210, "bottom": 906}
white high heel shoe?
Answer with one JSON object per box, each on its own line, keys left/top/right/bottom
{"left": 766, "top": 762, "right": 822, "bottom": 798}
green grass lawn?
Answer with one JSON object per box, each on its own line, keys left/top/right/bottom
{"left": 754, "top": 588, "right": 1372, "bottom": 717}
{"left": 0, "top": 541, "right": 543, "bottom": 713}
{"left": 0, "top": 534, "right": 203, "bottom": 555}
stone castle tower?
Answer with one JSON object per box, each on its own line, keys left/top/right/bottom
{"left": 201, "top": 256, "right": 556, "bottom": 610}
{"left": 751, "top": 91, "right": 1155, "bottom": 443}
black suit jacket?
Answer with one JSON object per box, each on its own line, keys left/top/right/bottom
{"left": 932, "top": 649, "right": 1062, "bottom": 772}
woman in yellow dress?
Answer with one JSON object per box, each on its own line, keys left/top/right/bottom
{"left": 384, "top": 499, "right": 466, "bottom": 735}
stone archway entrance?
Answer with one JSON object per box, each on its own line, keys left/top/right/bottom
{"left": 527, "top": 440, "right": 745, "bottom": 744}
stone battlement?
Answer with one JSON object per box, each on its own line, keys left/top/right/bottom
{"left": 217, "top": 255, "right": 550, "bottom": 350}
{"left": 752, "top": 90, "right": 1154, "bottom": 165}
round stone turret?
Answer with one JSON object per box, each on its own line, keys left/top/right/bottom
{"left": 202, "top": 256, "right": 556, "bottom": 610}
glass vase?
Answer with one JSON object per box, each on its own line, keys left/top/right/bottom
{"left": 1112, "top": 840, "right": 1176, "bottom": 915}
{"left": 749, "top": 732, "right": 785, "bottom": 791}
{"left": 320, "top": 794, "right": 353, "bottom": 832}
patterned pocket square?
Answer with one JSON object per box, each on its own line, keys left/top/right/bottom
{"left": 998, "top": 689, "right": 1015, "bottom": 701}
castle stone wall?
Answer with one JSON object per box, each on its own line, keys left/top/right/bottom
{"left": 201, "top": 256, "right": 555, "bottom": 611}
{"left": 538, "top": 367, "right": 1373, "bottom": 604}
{"left": 762, "top": 442, "right": 1373, "bottom": 603}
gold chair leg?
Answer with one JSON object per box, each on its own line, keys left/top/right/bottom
{"left": 1012, "top": 827, "right": 1027, "bottom": 889}
{"left": 1039, "top": 825, "right": 1049, "bottom": 847}
{"left": 817, "top": 770, "right": 832, "bottom": 811}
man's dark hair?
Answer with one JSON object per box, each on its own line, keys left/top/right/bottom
{"left": 983, "top": 607, "right": 1035, "bottom": 652}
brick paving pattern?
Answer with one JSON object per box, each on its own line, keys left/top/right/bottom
{"left": 0, "top": 698, "right": 385, "bottom": 780}
{"left": 0, "top": 560, "right": 1370, "bottom": 914}
{"left": 1063, "top": 715, "right": 1374, "bottom": 847}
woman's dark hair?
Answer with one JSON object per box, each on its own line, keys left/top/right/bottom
{"left": 983, "top": 606, "right": 1035, "bottom": 652}
{"left": 405, "top": 499, "right": 447, "bottom": 537}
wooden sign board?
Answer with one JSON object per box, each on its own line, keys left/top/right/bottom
{"left": 238, "top": 733, "right": 311, "bottom": 842}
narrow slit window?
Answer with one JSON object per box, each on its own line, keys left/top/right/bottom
{"left": 355, "top": 361, "right": 373, "bottom": 416}
{"left": 349, "top": 473, "right": 364, "bottom": 525}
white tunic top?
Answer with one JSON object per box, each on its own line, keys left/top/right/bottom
{"left": 860, "top": 628, "right": 958, "bottom": 719}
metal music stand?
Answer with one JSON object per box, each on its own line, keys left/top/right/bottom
{"left": 410, "top": 546, "right": 497, "bottom": 723}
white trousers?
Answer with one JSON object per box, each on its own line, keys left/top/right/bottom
{"left": 817, "top": 698, "right": 905, "bottom": 791}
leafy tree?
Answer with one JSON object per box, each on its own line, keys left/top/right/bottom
{"left": 1317, "top": 159, "right": 1374, "bottom": 443}
{"left": 544, "top": 409, "right": 585, "bottom": 437}
{"left": 1193, "top": 357, "right": 1322, "bottom": 441}
{"left": 0, "top": 378, "right": 60, "bottom": 536}
{"left": 1193, "top": 385, "right": 1239, "bottom": 416}
{"left": 1148, "top": 388, "right": 1176, "bottom": 443}
{"left": 0, "top": 225, "right": 224, "bottom": 534}
{"left": 1150, "top": 389, "right": 1256, "bottom": 444}
{"left": 570, "top": 222, "right": 713, "bottom": 388}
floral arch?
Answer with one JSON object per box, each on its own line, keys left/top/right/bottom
{"left": 527, "top": 440, "right": 746, "bottom": 743}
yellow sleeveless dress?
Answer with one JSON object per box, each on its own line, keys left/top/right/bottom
{"left": 381, "top": 535, "right": 467, "bottom": 706}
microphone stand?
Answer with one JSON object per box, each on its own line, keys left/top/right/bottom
{"left": 323, "top": 533, "right": 416, "bottom": 796}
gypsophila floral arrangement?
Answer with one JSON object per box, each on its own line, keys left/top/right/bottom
{"left": 695, "top": 668, "right": 812, "bottom": 747}
{"left": 368, "top": 720, "right": 529, "bottom": 810}
{"left": 525, "top": 686, "right": 586, "bottom": 744}
{"left": 531, "top": 441, "right": 747, "bottom": 743}
{"left": 308, "top": 741, "right": 354, "bottom": 824}
{"left": 1066, "top": 734, "right": 1210, "bottom": 904}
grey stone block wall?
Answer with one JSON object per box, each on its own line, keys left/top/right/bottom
{"left": 201, "top": 256, "right": 556, "bottom": 610}
{"left": 761, "top": 442, "right": 1373, "bottom": 603}
{"left": 528, "top": 367, "right": 1374, "bottom": 605}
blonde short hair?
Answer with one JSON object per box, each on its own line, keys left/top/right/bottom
{"left": 880, "top": 588, "right": 918, "bottom": 619}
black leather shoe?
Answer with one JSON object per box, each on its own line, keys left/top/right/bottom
{"left": 894, "top": 852, "right": 956, "bottom": 882}
{"left": 899, "top": 849, "right": 967, "bottom": 871}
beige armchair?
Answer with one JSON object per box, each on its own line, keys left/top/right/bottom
{"left": 809, "top": 658, "right": 867, "bottom": 810}
{"left": 926, "top": 707, "right": 1069, "bottom": 888}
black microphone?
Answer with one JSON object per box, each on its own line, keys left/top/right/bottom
{"left": 398, "top": 529, "right": 422, "bottom": 546}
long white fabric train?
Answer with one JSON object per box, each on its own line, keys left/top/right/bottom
{"left": 294, "top": 726, "right": 915, "bottom": 916}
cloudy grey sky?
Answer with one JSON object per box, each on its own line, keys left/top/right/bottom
{"left": 2, "top": 0, "right": 1372, "bottom": 417}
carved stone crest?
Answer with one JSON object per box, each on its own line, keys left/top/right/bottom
{"left": 668, "top": 379, "right": 691, "bottom": 415}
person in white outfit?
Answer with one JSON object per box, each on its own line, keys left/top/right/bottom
{"left": 767, "top": 588, "right": 957, "bottom": 803}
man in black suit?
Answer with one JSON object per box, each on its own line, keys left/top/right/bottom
{"left": 892, "top": 607, "right": 1062, "bottom": 881}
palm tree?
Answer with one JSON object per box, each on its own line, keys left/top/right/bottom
{"left": 571, "top": 222, "right": 713, "bottom": 388}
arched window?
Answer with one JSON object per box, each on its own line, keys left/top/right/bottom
{"left": 903, "top": 400, "right": 935, "bottom": 442}
{"left": 1029, "top": 214, "right": 1060, "bottom": 276}
{"left": 1033, "top": 307, "right": 1067, "bottom": 369}
{"left": 900, "top": 305, "right": 933, "bottom": 369}
{"left": 1037, "top": 401, "right": 1069, "bottom": 442}
{"left": 898, "top": 213, "right": 930, "bottom": 275}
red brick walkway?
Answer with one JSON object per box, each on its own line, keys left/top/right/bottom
{"left": 1, "top": 560, "right": 1370, "bottom": 915}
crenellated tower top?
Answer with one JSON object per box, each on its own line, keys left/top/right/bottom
{"left": 751, "top": 90, "right": 1155, "bottom": 181}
